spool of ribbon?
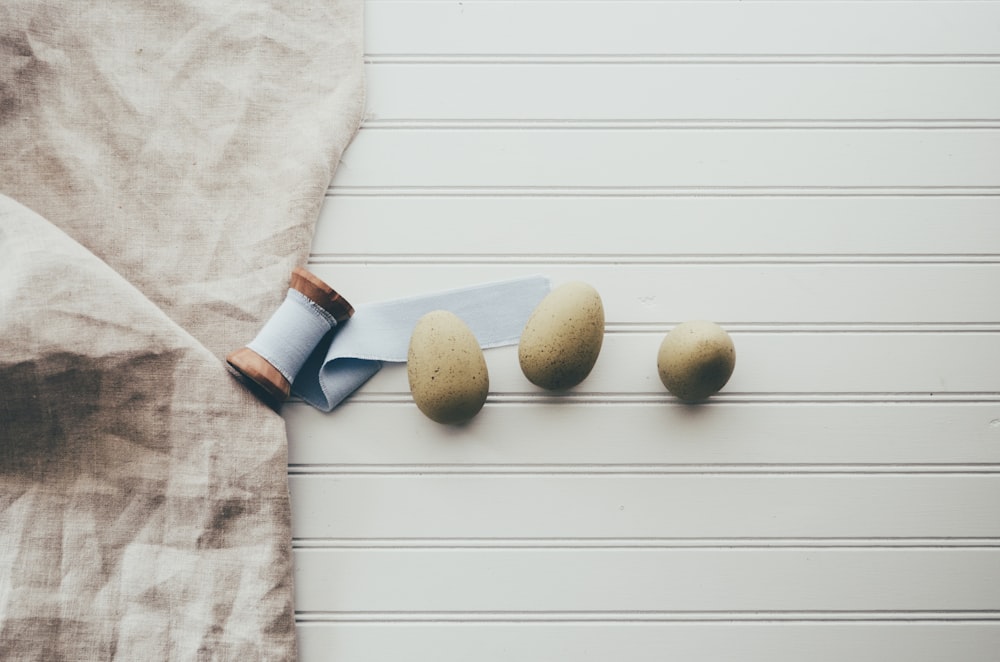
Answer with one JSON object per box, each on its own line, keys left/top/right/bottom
{"left": 229, "top": 271, "right": 551, "bottom": 410}
{"left": 226, "top": 267, "right": 353, "bottom": 403}
{"left": 292, "top": 275, "right": 551, "bottom": 411}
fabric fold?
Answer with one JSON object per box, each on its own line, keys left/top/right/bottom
{"left": 0, "top": 195, "right": 295, "bottom": 659}
{"left": 0, "top": 1, "right": 365, "bottom": 658}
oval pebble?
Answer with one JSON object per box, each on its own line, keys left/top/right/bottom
{"left": 518, "top": 281, "right": 605, "bottom": 390}
{"left": 408, "top": 310, "right": 489, "bottom": 424}
{"left": 657, "top": 320, "right": 736, "bottom": 402}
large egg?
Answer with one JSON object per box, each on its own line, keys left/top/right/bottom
{"left": 407, "top": 310, "right": 489, "bottom": 424}
{"left": 657, "top": 320, "right": 735, "bottom": 401}
{"left": 518, "top": 281, "right": 605, "bottom": 390}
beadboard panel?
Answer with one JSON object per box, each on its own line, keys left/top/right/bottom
{"left": 285, "top": 402, "right": 1000, "bottom": 466}
{"left": 330, "top": 129, "right": 1000, "bottom": 190}
{"left": 364, "top": 63, "right": 1000, "bottom": 122}
{"left": 295, "top": 1, "right": 1000, "bottom": 657}
{"left": 314, "top": 196, "right": 1000, "bottom": 256}
{"left": 292, "top": 548, "right": 1000, "bottom": 612}
{"left": 366, "top": 1, "right": 1000, "bottom": 57}
{"left": 298, "top": 623, "right": 1000, "bottom": 662}
{"left": 288, "top": 473, "right": 1000, "bottom": 539}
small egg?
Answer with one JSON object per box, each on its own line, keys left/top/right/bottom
{"left": 657, "top": 321, "right": 735, "bottom": 402}
{"left": 518, "top": 281, "right": 605, "bottom": 390}
{"left": 407, "top": 310, "right": 489, "bottom": 424}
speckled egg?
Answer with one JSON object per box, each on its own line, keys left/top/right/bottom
{"left": 518, "top": 281, "right": 605, "bottom": 390}
{"left": 407, "top": 310, "right": 489, "bottom": 424}
{"left": 657, "top": 320, "right": 736, "bottom": 402}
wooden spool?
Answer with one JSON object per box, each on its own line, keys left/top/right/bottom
{"left": 226, "top": 267, "right": 354, "bottom": 405}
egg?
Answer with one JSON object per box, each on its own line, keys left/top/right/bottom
{"left": 518, "top": 281, "right": 605, "bottom": 390}
{"left": 407, "top": 310, "right": 489, "bottom": 424}
{"left": 657, "top": 321, "right": 736, "bottom": 401}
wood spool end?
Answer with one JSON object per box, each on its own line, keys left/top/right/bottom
{"left": 226, "top": 347, "right": 291, "bottom": 404}
{"left": 227, "top": 267, "right": 354, "bottom": 405}
{"left": 290, "top": 267, "right": 354, "bottom": 322}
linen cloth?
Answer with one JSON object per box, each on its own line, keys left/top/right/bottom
{"left": 0, "top": 1, "right": 364, "bottom": 658}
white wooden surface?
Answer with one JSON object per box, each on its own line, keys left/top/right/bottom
{"left": 291, "top": 1, "right": 1000, "bottom": 659}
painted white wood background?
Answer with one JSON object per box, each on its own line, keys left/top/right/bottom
{"left": 290, "top": 1, "right": 1000, "bottom": 659}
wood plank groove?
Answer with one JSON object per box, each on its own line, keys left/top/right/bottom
{"left": 329, "top": 394, "right": 1000, "bottom": 405}
{"left": 288, "top": 465, "right": 1000, "bottom": 475}
{"left": 367, "top": 55, "right": 1000, "bottom": 65}
{"left": 296, "top": 611, "right": 1000, "bottom": 623}
{"left": 311, "top": 255, "right": 1000, "bottom": 266}
{"left": 327, "top": 186, "right": 1000, "bottom": 197}
{"left": 362, "top": 121, "right": 1000, "bottom": 132}
{"left": 291, "top": 537, "right": 1000, "bottom": 550}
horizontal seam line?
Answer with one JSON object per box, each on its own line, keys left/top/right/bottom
{"left": 365, "top": 55, "right": 1000, "bottom": 64}
{"left": 327, "top": 187, "right": 1000, "bottom": 198}
{"left": 308, "top": 254, "right": 1000, "bottom": 265}
{"left": 283, "top": 320, "right": 1000, "bottom": 334}
{"left": 323, "top": 394, "right": 1000, "bottom": 403}
{"left": 358, "top": 125, "right": 1000, "bottom": 132}
{"left": 360, "top": 121, "right": 1000, "bottom": 131}
{"left": 285, "top": 398, "right": 1000, "bottom": 408}
{"left": 291, "top": 539, "right": 1000, "bottom": 550}
{"left": 295, "top": 611, "right": 1000, "bottom": 623}
{"left": 328, "top": 186, "right": 1000, "bottom": 189}
{"left": 288, "top": 471, "right": 1000, "bottom": 476}
{"left": 362, "top": 119, "right": 1000, "bottom": 123}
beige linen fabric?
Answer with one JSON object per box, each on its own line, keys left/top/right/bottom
{"left": 0, "top": 1, "right": 364, "bottom": 659}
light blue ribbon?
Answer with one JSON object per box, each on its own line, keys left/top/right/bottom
{"left": 291, "top": 275, "right": 551, "bottom": 411}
